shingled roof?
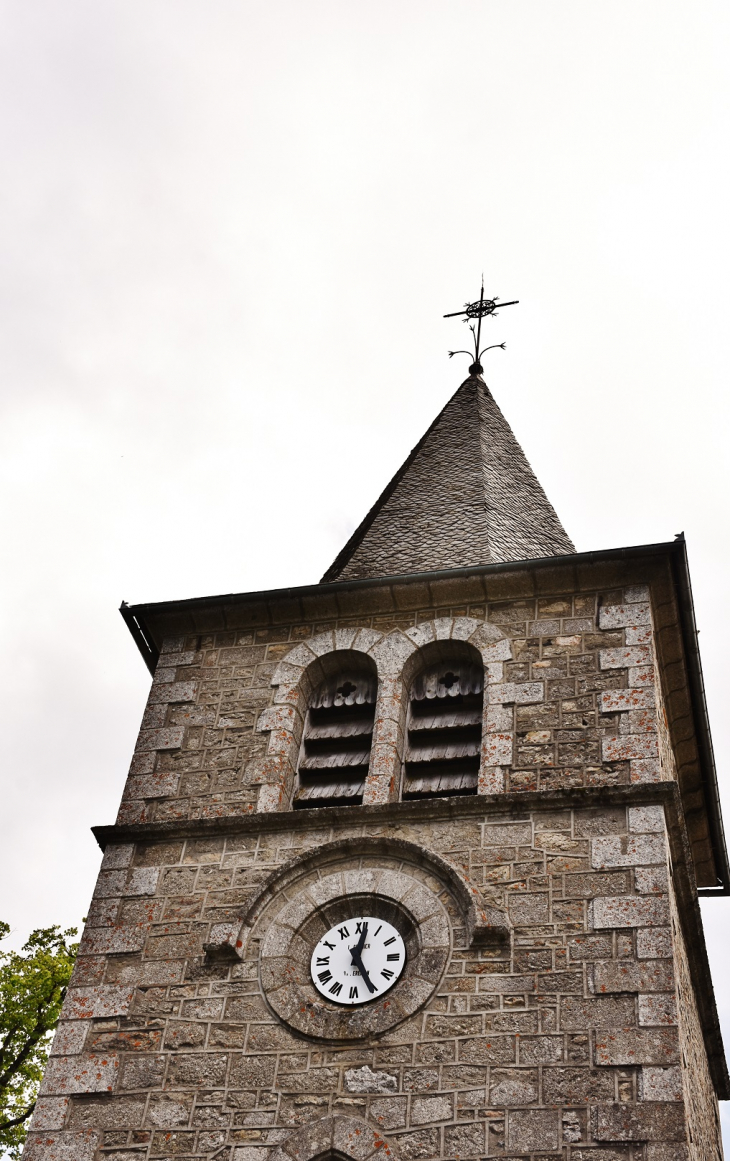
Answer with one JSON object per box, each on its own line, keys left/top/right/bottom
{"left": 322, "top": 371, "right": 575, "bottom": 583}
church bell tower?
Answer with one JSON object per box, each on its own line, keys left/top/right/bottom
{"left": 25, "top": 319, "right": 728, "bottom": 1161}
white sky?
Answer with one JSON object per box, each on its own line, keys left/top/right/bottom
{"left": 1, "top": 0, "right": 730, "bottom": 1135}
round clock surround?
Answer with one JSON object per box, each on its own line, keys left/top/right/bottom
{"left": 254, "top": 861, "right": 452, "bottom": 1040}
{"left": 310, "top": 915, "right": 406, "bottom": 1005}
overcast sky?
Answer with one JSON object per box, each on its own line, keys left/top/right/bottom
{"left": 2, "top": 0, "right": 730, "bottom": 1133}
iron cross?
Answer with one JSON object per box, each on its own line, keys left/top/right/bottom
{"left": 444, "top": 279, "right": 518, "bottom": 373}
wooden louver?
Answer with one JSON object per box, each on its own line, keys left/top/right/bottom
{"left": 294, "top": 673, "right": 377, "bottom": 807}
{"left": 402, "top": 660, "right": 483, "bottom": 799}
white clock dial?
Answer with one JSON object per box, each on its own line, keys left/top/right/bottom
{"left": 310, "top": 915, "right": 406, "bottom": 1005}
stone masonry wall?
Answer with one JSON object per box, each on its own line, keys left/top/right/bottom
{"left": 22, "top": 579, "right": 725, "bottom": 1161}
{"left": 118, "top": 584, "right": 664, "bottom": 826}
{"left": 25, "top": 797, "right": 722, "bottom": 1161}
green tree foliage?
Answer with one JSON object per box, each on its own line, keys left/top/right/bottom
{"left": 0, "top": 923, "right": 78, "bottom": 1159}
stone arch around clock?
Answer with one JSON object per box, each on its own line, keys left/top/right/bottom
{"left": 253, "top": 617, "right": 513, "bottom": 812}
{"left": 233, "top": 835, "right": 510, "bottom": 955}
{"left": 233, "top": 836, "right": 511, "bottom": 1041}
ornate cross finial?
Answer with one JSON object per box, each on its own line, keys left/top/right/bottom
{"left": 444, "top": 277, "right": 519, "bottom": 375}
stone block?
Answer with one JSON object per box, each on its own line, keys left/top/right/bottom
{"left": 24, "top": 1130, "right": 100, "bottom": 1161}
{"left": 599, "top": 604, "right": 651, "bottom": 629}
{"left": 530, "top": 618, "right": 561, "bottom": 634}
{"left": 631, "top": 757, "right": 662, "bottom": 783}
{"left": 148, "top": 681, "right": 197, "bottom": 705}
{"left": 482, "top": 733, "right": 512, "bottom": 764}
{"left": 599, "top": 688, "right": 654, "bottom": 712}
{"left": 542, "top": 1066, "right": 615, "bottom": 1103}
{"left": 100, "top": 844, "right": 134, "bottom": 870}
{"left": 332, "top": 1116, "right": 382, "bottom": 1160}
{"left": 507, "top": 1108, "right": 559, "bottom": 1152}
{"left": 629, "top": 805, "right": 665, "bottom": 832}
{"left": 561, "top": 995, "right": 635, "bottom": 1029}
{"left": 489, "top": 681, "right": 544, "bottom": 705}
{"left": 592, "top": 834, "right": 665, "bottom": 869}
{"left": 602, "top": 735, "right": 658, "bottom": 762}
{"left": 637, "top": 928, "right": 673, "bottom": 959}
{"left": 78, "top": 925, "right": 146, "bottom": 956}
{"left": 443, "top": 1122, "right": 485, "bottom": 1155}
{"left": 345, "top": 1065, "right": 397, "bottom": 1093}
{"left": 29, "top": 1097, "right": 70, "bottom": 1130}
{"left": 167, "top": 1053, "right": 228, "bottom": 1087}
{"left": 507, "top": 893, "right": 549, "bottom": 925}
{"left": 646, "top": 1145, "right": 689, "bottom": 1160}
{"left": 563, "top": 871, "right": 630, "bottom": 899}
{"left": 593, "top": 895, "right": 670, "bottom": 928}
{"left": 594, "top": 960, "right": 674, "bottom": 993}
{"left": 124, "top": 772, "right": 180, "bottom": 799}
{"left": 204, "top": 921, "right": 243, "bottom": 959}
{"left": 410, "top": 1095, "right": 452, "bottom": 1124}
{"left": 158, "top": 648, "right": 194, "bottom": 665}
{"left": 41, "top": 1054, "right": 119, "bottom": 1095}
{"left": 64, "top": 986, "right": 135, "bottom": 1020}
{"left": 50, "top": 1022, "right": 88, "bottom": 1056}
{"left": 120, "top": 1055, "right": 166, "bottom": 1090}
{"left": 489, "top": 1067, "right": 538, "bottom": 1104}
{"left": 458, "top": 1036, "right": 515, "bottom": 1064}
{"left": 594, "top": 1101, "right": 685, "bottom": 1141}
{"left": 135, "top": 727, "right": 185, "bottom": 752}
{"left": 370, "top": 1096, "right": 407, "bottom": 1129}
{"left": 627, "top": 625, "right": 653, "bottom": 644}
{"left": 639, "top": 993, "right": 678, "bottom": 1026}
{"left": 594, "top": 1027, "right": 679, "bottom": 1065}
{"left": 600, "top": 645, "right": 652, "bottom": 669}
{"left": 636, "top": 866, "right": 669, "bottom": 893}
{"left": 483, "top": 822, "right": 533, "bottom": 845}
{"left": 126, "top": 868, "right": 160, "bottom": 895}
{"left": 640, "top": 1065, "right": 683, "bottom": 1101}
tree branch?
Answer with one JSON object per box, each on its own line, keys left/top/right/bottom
{"left": 0, "top": 1100, "right": 36, "bottom": 1131}
{"left": 0, "top": 1003, "right": 53, "bottom": 1090}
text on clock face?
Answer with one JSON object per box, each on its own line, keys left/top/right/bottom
{"left": 309, "top": 915, "right": 406, "bottom": 1006}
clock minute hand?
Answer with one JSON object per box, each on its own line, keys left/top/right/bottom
{"left": 350, "top": 923, "right": 376, "bottom": 994}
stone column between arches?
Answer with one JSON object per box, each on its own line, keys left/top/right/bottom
{"left": 254, "top": 617, "right": 530, "bottom": 812}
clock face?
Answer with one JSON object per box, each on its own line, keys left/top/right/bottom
{"left": 310, "top": 915, "right": 406, "bottom": 1005}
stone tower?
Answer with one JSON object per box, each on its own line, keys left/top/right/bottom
{"left": 26, "top": 369, "right": 727, "bottom": 1161}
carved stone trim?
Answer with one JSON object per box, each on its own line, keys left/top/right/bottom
{"left": 254, "top": 618, "right": 513, "bottom": 812}
{"left": 269, "top": 1115, "right": 397, "bottom": 1161}
{"left": 234, "top": 835, "right": 510, "bottom": 951}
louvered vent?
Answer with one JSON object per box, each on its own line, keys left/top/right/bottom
{"left": 294, "top": 671, "right": 377, "bottom": 808}
{"left": 402, "top": 659, "right": 483, "bottom": 799}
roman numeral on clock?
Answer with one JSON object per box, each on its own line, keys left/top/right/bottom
{"left": 387, "top": 953, "right": 400, "bottom": 961}
{"left": 381, "top": 968, "right": 394, "bottom": 980}
{"left": 318, "top": 970, "right": 332, "bottom": 984}
{"left": 338, "top": 926, "right": 350, "bottom": 939}
{"left": 329, "top": 981, "right": 343, "bottom": 996}
{"left": 349, "top": 986, "right": 359, "bottom": 999}
{"left": 383, "top": 936, "right": 396, "bottom": 946}
{"left": 316, "top": 956, "right": 330, "bottom": 965}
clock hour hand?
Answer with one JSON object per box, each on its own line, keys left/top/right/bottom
{"left": 350, "top": 946, "right": 376, "bottom": 993}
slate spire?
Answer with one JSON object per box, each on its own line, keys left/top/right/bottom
{"left": 321, "top": 371, "right": 574, "bottom": 583}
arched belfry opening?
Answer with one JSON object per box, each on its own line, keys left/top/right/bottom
{"left": 402, "top": 640, "right": 483, "bottom": 799}
{"left": 294, "top": 650, "right": 377, "bottom": 808}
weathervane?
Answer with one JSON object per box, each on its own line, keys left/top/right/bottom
{"left": 444, "top": 278, "right": 519, "bottom": 375}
